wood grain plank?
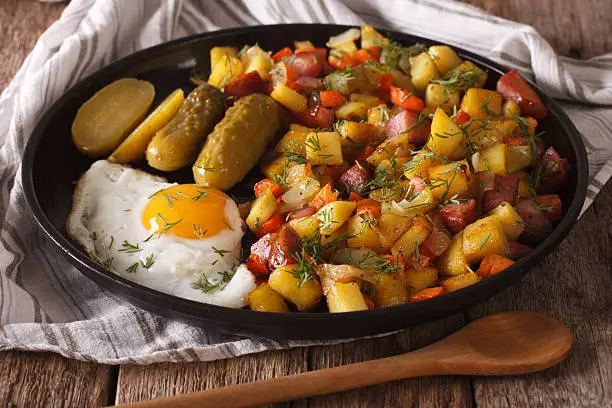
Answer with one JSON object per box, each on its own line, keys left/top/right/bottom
{"left": 305, "top": 315, "right": 472, "bottom": 408}
{"left": 0, "top": 0, "right": 64, "bottom": 92}
{"left": 466, "top": 183, "right": 612, "bottom": 407}
{"left": 0, "top": 350, "right": 115, "bottom": 408}
{"left": 461, "top": 0, "right": 612, "bottom": 58}
{"left": 115, "top": 348, "right": 308, "bottom": 408}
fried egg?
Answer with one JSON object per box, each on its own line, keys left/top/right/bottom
{"left": 67, "top": 160, "right": 256, "bottom": 307}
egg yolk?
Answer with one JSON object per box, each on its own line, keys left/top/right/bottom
{"left": 142, "top": 184, "right": 232, "bottom": 240}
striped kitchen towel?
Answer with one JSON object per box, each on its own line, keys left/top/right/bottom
{"left": 0, "top": 0, "right": 610, "bottom": 364}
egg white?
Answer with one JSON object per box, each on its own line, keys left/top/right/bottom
{"left": 67, "top": 160, "right": 256, "bottom": 307}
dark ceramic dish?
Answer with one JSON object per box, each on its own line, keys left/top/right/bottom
{"left": 21, "top": 24, "right": 588, "bottom": 339}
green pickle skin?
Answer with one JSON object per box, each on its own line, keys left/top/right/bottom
{"left": 193, "top": 94, "right": 280, "bottom": 191}
{"left": 146, "top": 83, "right": 225, "bottom": 171}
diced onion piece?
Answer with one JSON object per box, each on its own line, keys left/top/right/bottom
{"left": 314, "top": 264, "right": 378, "bottom": 295}
{"left": 280, "top": 178, "right": 321, "bottom": 212}
{"left": 326, "top": 28, "right": 361, "bottom": 48}
{"left": 382, "top": 189, "right": 435, "bottom": 218}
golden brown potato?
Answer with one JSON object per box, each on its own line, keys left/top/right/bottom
{"left": 268, "top": 265, "right": 323, "bottom": 312}
{"left": 248, "top": 284, "right": 290, "bottom": 312}
{"left": 374, "top": 274, "right": 410, "bottom": 307}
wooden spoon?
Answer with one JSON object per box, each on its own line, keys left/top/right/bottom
{"left": 114, "top": 312, "right": 571, "bottom": 408}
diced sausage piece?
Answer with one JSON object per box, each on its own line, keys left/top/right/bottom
{"left": 224, "top": 71, "right": 267, "bottom": 97}
{"left": 439, "top": 198, "right": 478, "bottom": 234}
{"left": 496, "top": 70, "right": 548, "bottom": 119}
{"left": 288, "top": 206, "right": 317, "bottom": 221}
{"left": 250, "top": 233, "right": 278, "bottom": 270}
{"left": 535, "top": 146, "right": 568, "bottom": 194}
{"left": 506, "top": 240, "right": 533, "bottom": 260}
{"left": 482, "top": 174, "right": 519, "bottom": 214}
{"left": 339, "top": 163, "right": 371, "bottom": 194}
{"left": 291, "top": 76, "right": 324, "bottom": 93}
{"left": 321, "top": 61, "right": 336, "bottom": 76}
{"left": 268, "top": 227, "right": 299, "bottom": 270}
{"left": 293, "top": 105, "right": 335, "bottom": 129}
{"left": 515, "top": 199, "right": 553, "bottom": 244}
{"left": 385, "top": 110, "right": 431, "bottom": 146}
{"left": 287, "top": 52, "right": 323, "bottom": 78}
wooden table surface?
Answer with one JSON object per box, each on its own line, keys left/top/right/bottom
{"left": 1, "top": 1, "right": 610, "bottom": 407}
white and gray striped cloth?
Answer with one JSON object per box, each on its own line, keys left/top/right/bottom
{"left": 1, "top": 0, "right": 610, "bottom": 365}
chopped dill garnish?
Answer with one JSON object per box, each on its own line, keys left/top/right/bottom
{"left": 163, "top": 193, "right": 178, "bottom": 208}
{"left": 118, "top": 240, "right": 142, "bottom": 253}
{"left": 193, "top": 224, "right": 208, "bottom": 239}
{"left": 285, "top": 151, "right": 307, "bottom": 164}
{"left": 192, "top": 267, "right": 237, "bottom": 293}
{"left": 212, "top": 247, "right": 230, "bottom": 257}
{"left": 126, "top": 263, "right": 139, "bottom": 273}
{"left": 479, "top": 233, "right": 491, "bottom": 250}
{"left": 140, "top": 254, "right": 155, "bottom": 270}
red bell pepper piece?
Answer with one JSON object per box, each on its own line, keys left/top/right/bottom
{"left": 254, "top": 178, "right": 283, "bottom": 198}
{"left": 319, "top": 90, "right": 344, "bottom": 108}
{"left": 309, "top": 184, "right": 339, "bottom": 210}
{"left": 256, "top": 212, "right": 285, "bottom": 237}
{"left": 390, "top": 85, "right": 424, "bottom": 112}
{"left": 272, "top": 47, "right": 293, "bottom": 63}
{"left": 453, "top": 110, "right": 471, "bottom": 124}
{"left": 246, "top": 253, "right": 269, "bottom": 277}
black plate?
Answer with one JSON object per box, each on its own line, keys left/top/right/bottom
{"left": 21, "top": 24, "right": 588, "bottom": 340}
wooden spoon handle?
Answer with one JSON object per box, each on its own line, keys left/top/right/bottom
{"left": 117, "top": 353, "right": 435, "bottom": 408}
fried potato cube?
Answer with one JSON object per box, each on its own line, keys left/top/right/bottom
{"left": 248, "top": 283, "right": 290, "bottom": 313}
{"left": 306, "top": 131, "right": 344, "bottom": 165}
{"left": 373, "top": 274, "right": 410, "bottom": 308}
{"left": 428, "top": 160, "right": 471, "bottom": 202}
{"left": 327, "top": 282, "right": 369, "bottom": 312}
{"left": 489, "top": 202, "right": 525, "bottom": 241}
{"left": 271, "top": 83, "right": 308, "bottom": 113}
{"left": 462, "top": 216, "right": 507, "bottom": 264}
{"left": 441, "top": 273, "right": 481, "bottom": 292}
{"left": 425, "top": 83, "right": 461, "bottom": 113}
{"left": 437, "top": 231, "right": 469, "bottom": 276}
{"left": 391, "top": 215, "right": 433, "bottom": 261}
{"left": 288, "top": 215, "right": 320, "bottom": 239}
{"left": 428, "top": 45, "right": 463, "bottom": 75}
{"left": 347, "top": 213, "right": 384, "bottom": 253}
{"left": 409, "top": 52, "right": 441, "bottom": 94}
{"left": 426, "top": 108, "right": 466, "bottom": 157}
{"left": 402, "top": 267, "right": 439, "bottom": 291}
{"left": 317, "top": 200, "right": 356, "bottom": 235}
{"left": 460, "top": 88, "right": 503, "bottom": 119}
{"left": 268, "top": 265, "right": 323, "bottom": 312}
{"left": 246, "top": 188, "right": 277, "bottom": 233}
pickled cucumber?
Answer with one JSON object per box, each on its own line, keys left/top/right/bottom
{"left": 193, "top": 94, "right": 280, "bottom": 190}
{"left": 146, "top": 83, "right": 225, "bottom": 171}
{"left": 108, "top": 88, "right": 184, "bottom": 164}
{"left": 72, "top": 78, "right": 155, "bottom": 158}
